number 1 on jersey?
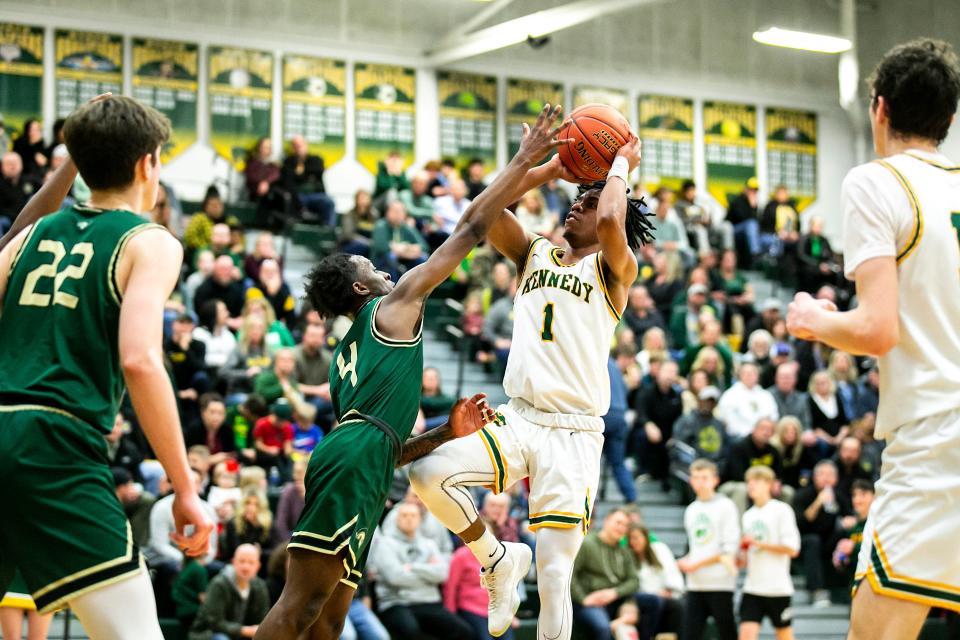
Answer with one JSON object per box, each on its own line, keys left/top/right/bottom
{"left": 541, "top": 303, "right": 555, "bottom": 342}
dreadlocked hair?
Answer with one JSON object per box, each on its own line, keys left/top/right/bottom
{"left": 577, "top": 180, "right": 656, "bottom": 250}
{"left": 303, "top": 253, "right": 361, "bottom": 319}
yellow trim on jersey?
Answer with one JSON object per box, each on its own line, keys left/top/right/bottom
{"left": 34, "top": 521, "right": 134, "bottom": 599}
{"left": 865, "top": 568, "right": 960, "bottom": 612}
{"left": 519, "top": 236, "right": 546, "bottom": 279}
{"left": 873, "top": 532, "right": 960, "bottom": 595}
{"left": 529, "top": 510, "right": 584, "bottom": 518}
{"left": 0, "top": 403, "right": 86, "bottom": 426}
{"left": 107, "top": 223, "right": 167, "bottom": 306}
{"left": 874, "top": 160, "right": 923, "bottom": 264}
{"left": 549, "top": 247, "right": 579, "bottom": 268}
{"left": 9, "top": 222, "right": 40, "bottom": 271}
{"left": 904, "top": 151, "right": 960, "bottom": 172}
{"left": 528, "top": 521, "right": 580, "bottom": 531}
{"left": 370, "top": 297, "right": 422, "bottom": 347}
{"left": 593, "top": 252, "right": 622, "bottom": 322}
{"left": 292, "top": 516, "right": 360, "bottom": 543}
{"left": 0, "top": 593, "right": 35, "bottom": 609}
{"left": 478, "top": 427, "right": 507, "bottom": 494}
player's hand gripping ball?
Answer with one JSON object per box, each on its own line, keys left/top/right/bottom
{"left": 449, "top": 393, "right": 495, "bottom": 438}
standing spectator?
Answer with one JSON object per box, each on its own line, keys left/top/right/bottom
{"left": 246, "top": 258, "right": 296, "bottom": 328}
{"left": 370, "top": 200, "right": 428, "bottom": 280}
{"left": 464, "top": 157, "right": 487, "bottom": 200}
{"left": 369, "top": 504, "right": 473, "bottom": 640}
{"left": 832, "top": 480, "right": 874, "bottom": 586}
{"left": 672, "top": 386, "right": 728, "bottom": 466}
{"left": 726, "top": 178, "right": 760, "bottom": 266}
{"left": 807, "top": 370, "right": 849, "bottom": 452}
{"left": 603, "top": 357, "right": 637, "bottom": 504}
{"left": 220, "top": 489, "right": 273, "bottom": 561}
{"left": 515, "top": 189, "right": 557, "bottom": 236}
{"left": 714, "top": 249, "right": 755, "bottom": 335}
{"left": 428, "top": 178, "right": 470, "bottom": 250}
{"left": 252, "top": 401, "right": 294, "bottom": 474}
{"left": 738, "top": 466, "right": 801, "bottom": 640}
{"left": 273, "top": 460, "right": 307, "bottom": 543}
{"left": 113, "top": 467, "right": 156, "bottom": 549}
{"left": 627, "top": 525, "right": 685, "bottom": 636}
{"left": 420, "top": 367, "right": 455, "bottom": 429}
{"left": 652, "top": 187, "right": 691, "bottom": 262}
{"left": 193, "top": 300, "right": 238, "bottom": 371}
{"left": 678, "top": 459, "right": 740, "bottom": 640}
{"left": 397, "top": 171, "right": 435, "bottom": 223}
{"left": 794, "top": 460, "right": 846, "bottom": 608}
{"left": 194, "top": 256, "right": 246, "bottom": 325}
{"left": 373, "top": 150, "right": 411, "bottom": 202}
{"left": 243, "top": 232, "right": 282, "bottom": 283}
{"left": 715, "top": 363, "right": 779, "bottom": 439}
{"left": 759, "top": 185, "right": 800, "bottom": 259}
{"left": 720, "top": 418, "right": 787, "bottom": 515}
{"left": 0, "top": 151, "right": 31, "bottom": 226}
{"left": 12, "top": 118, "right": 46, "bottom": 186}
{"left": 622, "top": 285, "right": 665, "bottom": 339}
{"left": 632, "top": 359, "right": 684, "bottom": 485}
{"left": 189, "top": 544, "right": 270, "bottom": 640}
{"left": 444, "top": 544, "right": 515, "bottom": 640}
{"left": 281, "top": 135, "right": 335, "bottom": 225}
{"left": 796, "top": 216, "right": 838, "bottom": 293}
{"left": 768, "top": 362, "right": 812, "bottom": 430}
{"left": 645, "top": 251, "right": 685, "bottom": 324}
{"left": 184, "top": 187, "right": 227, "bottom": 252}
{"left": 338, "top": 189, "right": 379, "bottom": 256}
{"left": 244, "top": 137, "right": 280, "bottom": 204}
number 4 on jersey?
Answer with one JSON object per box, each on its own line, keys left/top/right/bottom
{"left": 337, "top": 342, "right": 359, "bottom": 386}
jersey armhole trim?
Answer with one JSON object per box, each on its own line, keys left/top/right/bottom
{"left": 108, "top": 223, "right": 167, "bottom": 306}
{"left": 517, "top": 236, "right": 546, "bottom": 281}
{"left": 594, "top": 252, "right": 624, "bottom": 322}
{"left": 370, "top": 297, "right": 422, "bottom": 347}
{"left": 8, "top": 223, "right": 40, "bottom": 272}
{"left": 873, "top": 160, "right": 923, "bottom": 264}
{"left": 904, "top": 151, "right": 960, "bottom": 172}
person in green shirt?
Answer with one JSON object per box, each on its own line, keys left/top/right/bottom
{"left": 370, "top": 200, "right": 428, "bottom": 280}
{"left": 253, "top": 348, "right": 298, "bottom": 405}
{"left": 173, "top": 556, "right": 209, "bottom": 631}
{"left": 421, "top": 367, "right": 455, "bottom": 430}
{"left": 373, "top": 151, "right": 411, "bottom": 201}
{"left": 397, "top": 171, "right": 435, "bottom": 222}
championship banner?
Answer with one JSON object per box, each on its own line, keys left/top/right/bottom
{"left": 54, "top": 29, "right": 122, "bottom": 119}
{"left": 354, "top": 62, "right": 415, "bottom": 174}
{"left": 0, "top": 24, "right": 43, "bottom": 147}
{"left": 703, "top": 101, "right": 757, "bottom": 208}
{"left": 132, "top": 38, "right": 198, "bottom": 162}
{"left": 282, "top": 55, "right": 346, "bottom": 166}
{"left": 437, "top": 71, "right": 497, "bottom": 172}
{"left": 208, "top": 46, "right": 273, "bottom": 172}
{"left": 506, "top": 78, "right": 563, "bottom": 161}
{"left": 766, "top": 108, "right": 817, "bottom": 211}
{"left": 573, "top": 86, "right": 629, "bottom": 117}
{"left": 638, "top": 95, "right": 694, "bottom": 195}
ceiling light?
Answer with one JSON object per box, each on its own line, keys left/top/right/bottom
{"left": 752, "top": 27, "right": 852, "bottom": 54}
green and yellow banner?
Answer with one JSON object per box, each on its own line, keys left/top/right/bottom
{"left": 638, "top": 95, "right": 694, "bottom": 195}
{"left": 437, "top": 71, "right": 497, "bottom": 172}
{"left": 282, "top": 55, "right": 346, "bottom": 166}
{"left": 54, "top": 29, "right": 122, "bottom": 120}
{"left": 573, "top": 86, "right": 629, "bottom": 117}
{"left": 208, "top": 46, "right": 273, "bottom": 172}
{"left": 0, "top": 23, "right": 43, "bottom": 148}
{"left": 354, "top": 62, "right": 415, "bottom": 174}
{"left": 132, "top": 38, "right": 198, "bottom": 162}
{"left": 766, "top": 108, "right": 817, "bottom": 211}
{"left": 704, "top": 100, "right": 756, "bottom": 207}
{"left": 506, "top": 78, "right": 563, "bottom": 161}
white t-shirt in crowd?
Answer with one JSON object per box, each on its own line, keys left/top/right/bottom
{"left": 715, "top": 382, "right": 779, "bottom": 439}
{"left": 742, "top": 499, "right": 801, "bottom": 597}
{"left": 684, "top": 493, "right": 740, "bottom": 592}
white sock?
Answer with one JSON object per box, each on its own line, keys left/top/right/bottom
{"left": 467, "top": 529, "right": 505, "bottom": 570}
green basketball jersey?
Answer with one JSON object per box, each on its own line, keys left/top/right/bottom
{"left": 329, "top": 296, "right": 424, "bottom": 441}
{"left": 0, "top": 204, "right": 161, "bottom": 434}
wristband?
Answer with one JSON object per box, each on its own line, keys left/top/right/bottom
{"left": 607, "top": 156, "right": 629, "bottom": 184}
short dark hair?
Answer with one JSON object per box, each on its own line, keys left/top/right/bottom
{"left": 869, "top": 39, "right": 960, "bottom": 144}
{"left": 199, "top": 392, "right": 225, "bottom": 412}
{"left": 304, "top": 253, "right": 362, "bottom": 319}
{"left": 681, "top": 179, "right": 696, "bottom": 192}
{"left": 63, "top": 96, "right": 171, "bottom": 190}
{"left": 852, "top": 479, "right": 875, "bottom": 495}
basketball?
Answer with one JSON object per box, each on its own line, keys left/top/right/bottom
{"left": 557, "top": 103, "right": 633, "bottom": 182}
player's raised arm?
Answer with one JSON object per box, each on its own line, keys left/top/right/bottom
{"left": 596, "top": 135, "right": 642, "bottom": 291}
{"left": 0, "top": 158, "right": 78, "bottom": 254}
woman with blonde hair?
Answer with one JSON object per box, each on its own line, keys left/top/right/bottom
{"left": 637, "top": 327, "right": 668, "bottom": 376}
{"left": 219, "top": 314, "right": 272, "bottom": 399}
{"left": 681, "top": 369, "right": 711, "bottom": 415}
{"left": 770, "top": 416, "right": 817, "bottom": 490}
{"left": 242, "top": 296, "right": 295, "bottom": 354}
{"left": 807, "top": 370, "right": 849, "bottom": 451}
{"left": 690, "top": 346, "right": 726, "bottom": 390}
{"left": 514, "top": 188, "right": 556, "bottom": 236}
{"left": 220, "top": 488, "right": 273, "bottom": 561}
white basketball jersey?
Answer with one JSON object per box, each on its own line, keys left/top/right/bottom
{"left": 502, "top": 237, "right": 621, "bottom": 419}
{"left": 841, "top": 150, "right": 960, "bottom": 437}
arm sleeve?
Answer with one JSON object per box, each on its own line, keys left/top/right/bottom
{"left": 410, "top": 540, "right": 450, "bottom": 584}
{"left": 149, "top": 500, "right": 183, "bottom": 564}
{"left": 614, "top": 553, "right": 641, "bottom": 598}
{"left": 373, "top": 540, "right": 422, "bottom": 588}
{"left": 841, "top": 164, "right": 905, "bottom": 279}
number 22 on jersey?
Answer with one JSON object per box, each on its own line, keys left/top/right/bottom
{"left": 19, "top": 240, "right": 94, "bottom": 309}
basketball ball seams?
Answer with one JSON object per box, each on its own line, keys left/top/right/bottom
{"left": 574, "top": 118, "right": 619, "bottom": 164}
{"left": 568, "top": 120, "right": 608, "bottom": 180}
{"left": 557, "top": 104, "right": 633, "bottom": 181}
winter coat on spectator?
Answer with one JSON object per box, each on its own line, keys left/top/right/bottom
{"left": 768, "top": 387, "right": 812, "bottom": 431}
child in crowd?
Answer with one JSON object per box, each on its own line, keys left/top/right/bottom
{"left": 207, "top": 460, "right": 243, "bottom": 524}
{"left": 291, "top": 405, "right": 323, "bottom": 460}
{"left": 833, "top": 479, "right": 875, "bottom": 585}
{"left": 253, "top": 400, "right": 294, "bottom": 480}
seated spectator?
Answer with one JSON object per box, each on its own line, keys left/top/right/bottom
{"left": 338, "top": 189, "right": 380, "bottom": 256}
{"left": 273, "top": 460, "right": 307, "bottom": 543}
{"left": 230, "top": 396, "right": 269, "bottom": 465}
{"left": 668, "top": 283, "right": 712, "bottom": 353}
{"left": 166, "top": 313, "right": 210, "bottom": 414}
{"left": 797, "top": 216, "right": 839, "bottom": 293}
{"left": 150, "top": 182, "right": 184, "bottom": 236}
{"left": 645, "top": 251, "right": 685, "bottom": 323}
{"left": 482, "top": 276, "right": 516, "bottom": 370}
{"left": 540, "top": 178, "right": 571, "bottom": 221}
{"left": 690, "top": 347, "right": 727, "bottom": 391}
{"left": 759, "top": 184, "right": 800, "bottom": 259}
{"left": 204, "top": 222, "right": 242, "bottom": 268}
{"left": 627, "top": 525, "right": 685, "bottom": 638}
{"left": 185, "top": 393, "right": 237, "bottom": 466}
{"left": 189, "top": 544, "right": 269, "bottom": 640}
{"left": 113, "top": 467, "right": 156, "bottom": 549}
{"left": 479, "top": 492, "right": 526, "bottom": 546}
{"left": 244, "top": 136, "right": 281, "bottom": 205}
{"left": 246, "top": 258, "right": 296, "bottom": 328}
{"left": 794, "top": 460, "right": 847, "bottom": 608}
{"left": 381, "top": 487, "right": 455, "bottom": 558}
{"left": 464, "top": 157, "right": 487, "bottom": 200}
{"left": 293, "top": 322, "right": 333, "bottom": 420}
{"left": 398, "top": 171, "right": 435, "bottom": 223}
{"left": 636, "top": 326, "right": 667, "bottom": 378}
{"left": 829, "top": 350, "right": 861, "bottom": 421}
{"left": 184, "top": 187, "right": 227, "bottom": 252}
{"left": 220, "top": 489, "right": 273, "bottom": 561}
{"left": 740, "top": 328, "right": 773, "bottom": 381}
{"left": 652, "top": 188, "right": 691, "bottom": 262}
{"left": 371, "top": 200, "right": 428, "bottom": 280}
{"left": 281, "top": 134, "right": 335, "bottom": 225}
{"left": 632, "top": 360, "right": 683, "bottom": 485}
{"left": 105, "top": 413, "right": 145, "bottom": 483}
{"left": 680, "top": 319, "right": 734, "bottom": 388}
{"left": 808, "top": 370, "right": 849, "bottom": 452}
{"left": 173, "top": 554, "right": 210, "bottom": 632}
{"left": 768, "top": 361, "right": 812, "bottom": 430}
{"left": 770, "top": 416, "right": 817, "bottom": 491}
{"left": 833, "top": 436, "right": 872, "bottom": 508}
{"left": 146, "top": 469, "right": 218, "bottom": 572}
{"left": 420, "top": 367, "right": 455, "bottom": 430}
{"left": 184, "top": 250, "right": 216, "bottom": 313}
{"left": 207, "top": 461, "right": 243, "bottom": 525}
{"left": 444, "top": 544, "right": 515, "bottom": 640}
{"left": 856, "top": 365, "right": 880, "bottom": 418}
{"left": 369, "top": 504, "right": 472, "bottom": 640}
{"left": 242, "top": 297, "right": 296, "bottom": 355}
{"left": 252, "top": 400, "right": 294, "bottom": 475}
{"left": 219, "top": 316, "right": 271, "bottom": 399}
{"left": 188, "top": 445, "right": 213, "bottom": 494}
{"left": 0, "top": 151, "right": 31, "bottom": 229}
{"left": 243, "top": 232, "right": 282, "bottom": 282}
{"left": 604, "top": 356, "right": 638, "bottom": 504}
{"left": 672, "top": 386, "right": 728, "bottom": 467}
{"left": 427, "top": 157, "right": 457, "bottom": 196}
{"left": 726, "top": 178, "right": 760, "bottom": 266}
{"left": 194, "top": 300, "right": 238, "bottom": 371}
{"left": 622, "top": 285, "right": 665, "bottom": 341}
{"left": 676, "top": 180, "right": 734, "bottom": 252}
{"left": 515, "top": 189, "right": 557, "bottom": 237}
{"left": 680, "top": 368, "right": 710, "bottom": 414}
{"left": 741, "top": 298, "right": 782, "bottom": 354}
{"left": 194, "top": 255, "right": 246, "bottom": 327}
{"left": 291, "top": 405, "right": 322, "bottom": 459}
{"left": 720, "top": 418, "right": 789, "bottom": 515}
{"left": 481, "top": 261, "right": 515, "bottom": 312}
{"left": 832, "top": 479, "right": 874, "bottom": 586}
{"left": 716, "top": 363, "right": 779, "bottom": 439}
{"left": 373, "top": 150, "right": 411, "bottom": 202}
{"left": 254, "top": 347, "right": 298, "bottom": 405}
{"left": 427, "top": 178, "right": 470, "bottom": 250}
{"left": 12, "top": 118, "right": 46, "bottom": 186}
{"left": 850, "top": 414, "right": 883, "bottom": 477}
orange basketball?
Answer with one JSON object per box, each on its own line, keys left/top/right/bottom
{"left": 557, "top": 103, "right": 633, "bottom": 182}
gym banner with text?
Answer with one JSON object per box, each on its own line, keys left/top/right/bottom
{"left": 208, "top": 46, "right": 273, "bottom": 172}
{"left": 0, "top": 23, "right": 43, "bottom": 146}
{"left": 506, "top": 78, "right": 563, "bottom": 161}
{"left": 766, "top": 108, "right": 817, "bottom": 211}
{"left": 437, "top": 71, "right": 497, "bottom": 172}
{"left": 132, "top": 38, "right": 198, "bottom": 162}
{"left": 54, "top": 29, "right": 123, "bottom": 120}
{"left": 703, "top": 100, "right": 756, "bottom": 208}
{"left": 573, "top": 86, "right": 629, "bottom": 117}
{"left": 282, "top": 55, "right": 346, "bottom": 166}
{"left": 638, "top": 94, "right": 694, "bottom": 194}
{"left": 354, "top": 62, "right": 415, "bottom": 174}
